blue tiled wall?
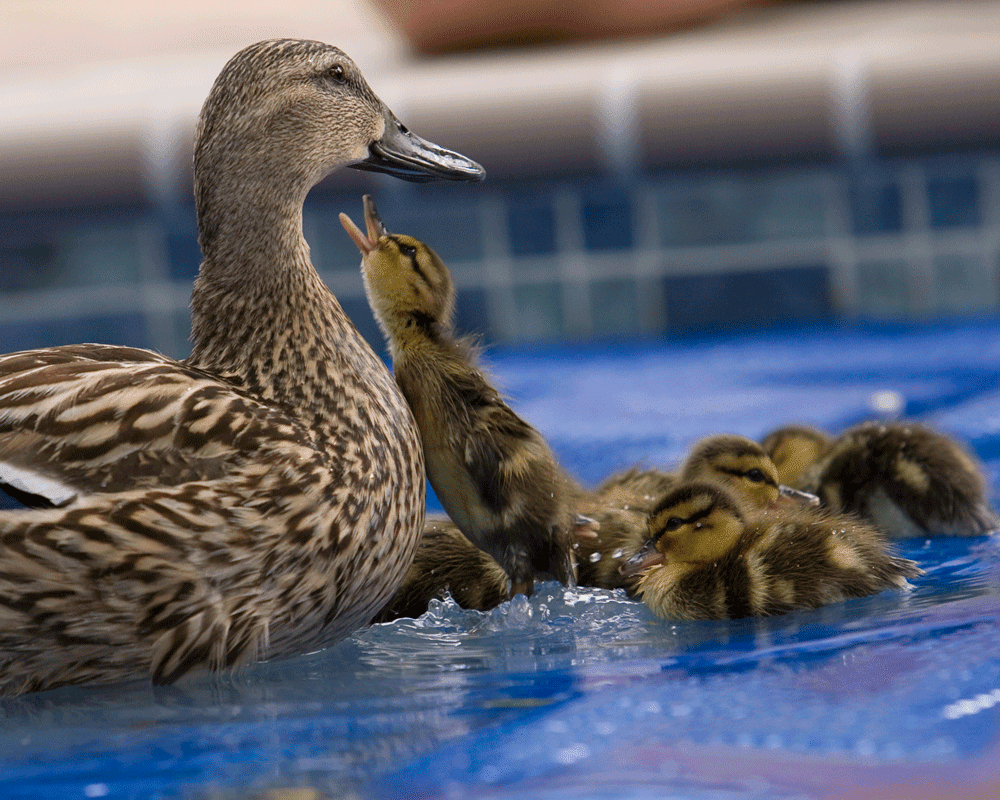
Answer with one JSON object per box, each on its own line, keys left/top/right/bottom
{"left": 0, "top": 151, "right": 997, "bottom": 358}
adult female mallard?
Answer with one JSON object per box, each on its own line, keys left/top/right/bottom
{"left": 0, "top": 39, "right": 484, "bottom": 695}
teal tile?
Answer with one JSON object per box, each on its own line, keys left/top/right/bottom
{"left": 590, "top": 278, "right": 641, "bottom": 336}
{"left": 657, "top": 174, "right": 827, "bottom": 247}
{"left": 662, "top": 266, "right": 830, "bottom": 331}
{"left": 934, "top": 254, "right": 996, "bottom": 314}
{"left": 856, "top": 260, "right": 911, "bottom": 316}
{"left": 512, "top": 282, "right": 563, "bottom": 341}
{"left": 927, "top": 174, "right": 980, "bottom": 228}
{"left": 849, "top": 181, "right": 902, "bottom": 236}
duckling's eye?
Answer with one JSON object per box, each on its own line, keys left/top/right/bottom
{"left": 328, "top": 64, "right": 346, "bottom": 83}
{"left": 663, "top": 516, "right": 683, "bottom": 532}
{"left": 398, "top": 242, "right": 417, "bottom": 258}
{"left": 745, "top": 468, "right": 766, "bottom": 483}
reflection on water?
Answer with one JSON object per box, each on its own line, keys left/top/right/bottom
{"left": 1, "top": 535, "right": 998, "bottom": 800}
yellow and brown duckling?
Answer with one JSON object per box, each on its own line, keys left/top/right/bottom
{"left": 577, "top": 434, "right": 818, "bottom": 591}
{"left": 373, "top": 516, "right": 511, "bottom": 622}
{"left": 620, "top": 481, "right": 922, "bottom": 621}
{"left": 341, "top": 196, "right": 594, "bottom": 598}
{"left": 799, "top": 421, "right": 1000, "bottom": 538}
{"left": 0, "top": 40, "right": 484, "bottom": 696}
{"left": 760, "top": 424, "right": 833, "bottom": 489}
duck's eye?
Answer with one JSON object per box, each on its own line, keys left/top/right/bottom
{"left": 663, "top": 516, "right": 683, "bottom": 532}
{"left": 745, "top": 468, "right": 766, "bottom": 483}
{"left": 398, "top": 242, "right": 417, "bottom": 258}
{"left": 328, "top": 64, "right": 346, "bottom": 83}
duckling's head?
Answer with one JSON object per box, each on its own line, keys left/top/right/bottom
{"left": 680, "top": 434, "right": 817, "bottom": 512}
{"left": 760, "top": 425, "right": 831, "bottom": 487}
{"left": 341, "top": 196, "right": 455, "bottom": 341}
{"left": 195, "top": 40, "right": 484, "bottom": 217}
{"left": 620, "top": 482, "right": 746, "bottom": 577}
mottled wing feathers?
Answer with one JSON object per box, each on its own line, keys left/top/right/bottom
{"left": 440, "top": 366, "right": 539, "bottom": 516}
{"left": 0, "top": 344, "right": 309, "bottom": 503}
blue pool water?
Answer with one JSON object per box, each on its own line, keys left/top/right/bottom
{"left": 3, "top": 318, "right": 1000, "bottom": 799}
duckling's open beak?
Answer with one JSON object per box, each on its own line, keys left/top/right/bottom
{"left": 339, "top": 212, "right": 373, "bottom": 255}
{"left": 619, "top": 539, "right": 665, "bottom": 578}
{"left": 776, "top": 485, "right": 821, "bottom": 507}
{"left": 339, "top": 195, "right": 388, "bottom": 255}
{"left": 352, "top": 111, "right": 486, "bottom": 183}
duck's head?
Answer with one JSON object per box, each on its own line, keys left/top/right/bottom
{"left": 620, "top": 482, "right": 746, "bottom": 577}
{"left": 680, "top": 434, "right": 818, "bottom": 512}
{"left": 194, "top": 39, "right": 485, "bottom": 196}
{"left": 341, "top": 196, "right": 455, "bottom": 338}
{"left": 760, "top": 425, "right": 831, "bottom": 487}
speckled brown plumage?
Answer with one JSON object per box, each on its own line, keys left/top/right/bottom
{"left": 0, "top": 39, "right": 484, "bottom": 695}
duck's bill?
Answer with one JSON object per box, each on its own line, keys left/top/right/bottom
{"left": 352, "top": 115, "right": 486, "bottom": 183}
{"left": 619, "top": 540, "right": 665, "bottom": 578}
{"left": 362, "top": 195, "right": 387, "bottom": 240}
{"left": 778, "top": 484, "right": 821, "bottom": 506}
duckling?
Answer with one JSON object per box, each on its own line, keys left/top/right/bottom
{"left": 0, "top": 40, "right": 485, "bottom": 695}
{"left": 341, "top": 197, "right": 589, "bottom": 598}
{"left": 595, "top": 466, "right": 675, "bottom": 510}
{"left": 372, "top": 516, "right": 511, "bottom": 622}
{"left": 800, "top": 421, "right": 1000, "bottom": 538}
{"left": 620, "top": 481, "right": 922, "bottom": 620}
{"left": 577, "top": 434, "right": 818, "bottom": 591}
{"left": 760, "top": 424, "right": 833, "bottom": 488}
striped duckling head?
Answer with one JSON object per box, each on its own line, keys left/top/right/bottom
{"left": 340, "top": 195, "right": 454, "bottom": 345}
{"left": 680, "top": 434, "right": 818, "bottom": 513}
{"left": 620, "top": 482, "right": 746, "bottom": 577}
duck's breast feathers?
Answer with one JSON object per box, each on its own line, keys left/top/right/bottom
{"left": 0, "top": 344, "right": 316, "bottom": 505}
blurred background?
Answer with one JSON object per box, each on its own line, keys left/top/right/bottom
{"left": 2, "top": 0, "right": 1000, "bottom": 356}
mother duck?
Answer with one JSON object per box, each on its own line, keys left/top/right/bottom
{"left": 0, "top": 39, "right": 484, "bottom": 695}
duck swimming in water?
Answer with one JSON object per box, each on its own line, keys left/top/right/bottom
{"left": 621, "top": 481, "right": 922, "bottom": 620}
{"left": 799, "top": 422, "right": 1000, "bottom": 538}
{"left": 0, "top": 39, "right": 484, "bottom": 695}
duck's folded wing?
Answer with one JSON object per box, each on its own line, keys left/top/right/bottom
{"left": 0, "top": 344, "right": 301, "bottom": 505}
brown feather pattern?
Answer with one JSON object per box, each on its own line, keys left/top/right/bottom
{"left": 0, "top": 39, "right": 471, "bottom": 694}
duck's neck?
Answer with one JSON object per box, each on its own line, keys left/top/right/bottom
{"left": 186, "top": 179, "right": 384, "bottom": 416}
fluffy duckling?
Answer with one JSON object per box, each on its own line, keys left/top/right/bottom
{"left": 373, "top": 516, "right": 511, "bottom": 622}
{"left": 801, "top": 421, "right": 1000, "bottom": 538}
{"left": 760, "top": 424, "right": 833, "bottom": 488}
{"left": 341, "top": 197, "right": 590, "bottom": 598}
{"left": 577, "top": 434, "right": 818, "bottom": 592}
{"left": 0, "top": 40, "right": 484, "bottom": 695}
{"left": 621, "top": 482, "right": 922, "bottom": 620}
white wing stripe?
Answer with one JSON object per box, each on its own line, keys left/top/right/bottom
{"left": 0, "top": 461, "right": 78, "bottom": 506}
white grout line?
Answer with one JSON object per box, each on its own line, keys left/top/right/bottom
{"left": 899, "top": 163, "right": 936, "bottom": 314}
{"left": 822, "top": 172, "right": 860, "bottom": 315}
{"left": 478, "top": 193, "right": 519, "bottom": 340}
{"left": 553, "top": 186, "right": 592, "bottom": 338}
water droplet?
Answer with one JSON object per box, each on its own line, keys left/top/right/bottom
{"left": 612, "top": 548, "right": 625, "bottom": 558}
{"left": 589, "top": 552, "right": 602, "bottom": 562}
